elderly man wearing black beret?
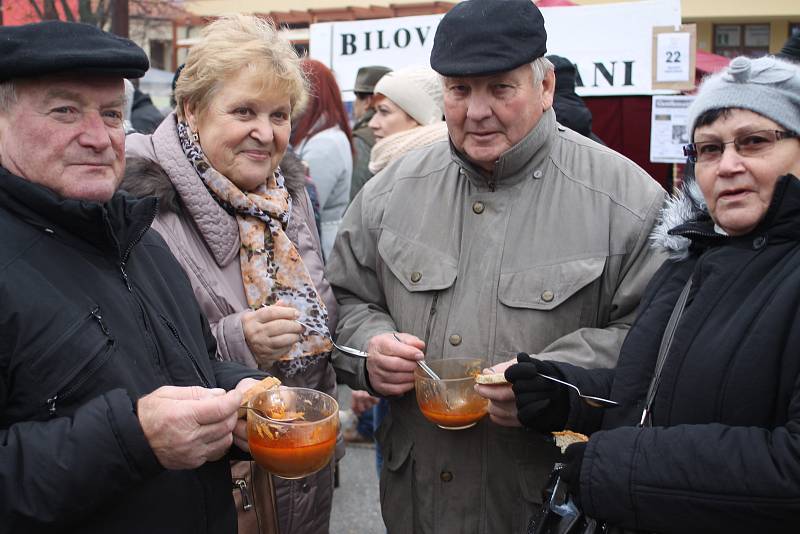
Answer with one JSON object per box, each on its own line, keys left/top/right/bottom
{"left": 0, "top": 21, "right": 268, "bottom": 534}
{"left": 326, "top": 0, "right": 667, "bottom": 532}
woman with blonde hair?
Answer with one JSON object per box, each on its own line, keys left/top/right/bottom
{"left": 123, "top": 14, "right": 338, "bottom": 534}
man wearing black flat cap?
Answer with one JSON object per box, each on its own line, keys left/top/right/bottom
{"left": 327, "top": 0, "right": 667, "bottom": 532}
{"left": 0, "top": 21, "right": 267, "bottom": 534}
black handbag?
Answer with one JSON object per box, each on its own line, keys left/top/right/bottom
{"left": 527, "top": 462, "right": 603, "bottom": 534}
{"left": 527, "top": 277, "right": 694, "bottom": 534}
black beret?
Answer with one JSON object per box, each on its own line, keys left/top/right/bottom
{"left": 431, "top": 0, "right": 547, "bottom": 77}
{"left": 0, "top": 20, "right": 149, "bottom": 82}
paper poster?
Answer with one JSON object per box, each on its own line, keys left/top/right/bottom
{"left": 651, "top": 24, "right": 696, "bottom": 91}
{"left": 650, "top": 95, "right": 694, "bottom": 163}
{"left": 656, "top": 32, "right": 691, "bottom": 82}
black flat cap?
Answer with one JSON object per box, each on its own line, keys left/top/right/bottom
{"left": 0, "top": 20, "right": 149, "bottom": 82}
{"left": 431, "top": 0, "right": 547, "bottom": 77}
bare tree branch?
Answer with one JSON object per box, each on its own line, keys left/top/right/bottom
{"left": 59, "top": 0, "right": 76, "bottom": 21}
{"left": 26, "top": 0, "right": 45, "bottom": 20}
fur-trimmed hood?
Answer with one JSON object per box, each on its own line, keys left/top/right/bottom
{"left": 649, "top": 179, "right": 709, "bottom": 261}
{"left": 122, "top": 150, "right": 309, "bottom": 214}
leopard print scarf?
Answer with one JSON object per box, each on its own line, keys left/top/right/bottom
{"left": 177, "top": 121, "right": 331, "bottom": 377}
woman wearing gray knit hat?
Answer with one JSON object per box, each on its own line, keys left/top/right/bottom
{"left": 366, "top": 66, "right": 448, "bottom": 174}
{"left": 505, "top": 54, "right": 800, "bottom": 533}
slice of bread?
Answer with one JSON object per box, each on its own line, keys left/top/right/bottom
{"left": 474, "top": 372, "right": 508, "bottom": 385}
{"left": 552, "top": 430, "right": 589, "bottom": 454}
{"left": 238, "top": 376, "right": 282, "bottom": 417}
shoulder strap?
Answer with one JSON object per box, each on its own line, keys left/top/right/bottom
{"left": 638, "top": 276, "right": 693, "bottom": 427}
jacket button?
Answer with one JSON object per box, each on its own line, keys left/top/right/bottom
{"left": 302, "top": 482, "right": 311, "bottom": 493}
{"left": 411, "top": 271, "right": 422, "bottom": 283}
{"left": 753, "top": 236, "right": 767, "bottom": 249}
{"left": 440, "top": 471, "right": 453, "bottom": 482}
{"left": 449, "top": 334, "right": 462, "bottom": 346}
{"left": 541, "top": 290, "right": 555, "bottom": 302}
{"left": 472, "top": 201, "right": 485, "bottom": 214}
{"left": 533, "top": 170, "right": 543, "bottom": 179}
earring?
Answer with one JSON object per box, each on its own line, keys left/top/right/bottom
{"left": 192, "top": 131, "right": 200, "bottom": 143}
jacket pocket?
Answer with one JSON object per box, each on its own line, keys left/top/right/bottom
{"left": 495, "top": 257, "right": 606, "bottom": 361}
{"left": 378, "top": 228, "right": 458, "bottom": 293}
{"left": 42, "top": 306, "right": 116, "bottom": 417}
{"left": 498, "top": 257, "right": 606, "bottom": 311}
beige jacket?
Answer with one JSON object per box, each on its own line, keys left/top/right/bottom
{"left": 326, "top": 110, "right": 666, "bottom": 534}
{"left": 124, "top": 115, "right": 339, "bottom": 534}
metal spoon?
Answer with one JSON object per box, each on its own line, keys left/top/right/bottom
{"left": 300, "top": 322, "right": 369, "bottom": 359}
{"left": 240, "top": 405, "right": 305, "bottom": 423}
{"left": 535, "top": 373, "right": 619, "bottom": 408}
{"left": 390, "top": 332, "right": 440, "bottom": 381}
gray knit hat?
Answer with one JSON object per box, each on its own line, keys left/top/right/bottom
{"left": 373, "top": 67, "right": 444, "bottom": 126}
{"left": 687, "top": 55, "right": 800, "bottom": 135}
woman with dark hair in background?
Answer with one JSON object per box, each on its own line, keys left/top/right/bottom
{"left": 291, "top": 59, "right": 354, "bottom": 260}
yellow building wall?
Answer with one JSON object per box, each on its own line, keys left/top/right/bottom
{"left": 185, "top": 0, "right": 800, "bottom": 53}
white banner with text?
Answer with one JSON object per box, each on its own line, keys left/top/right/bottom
{"left": 310, "top": 0, "right": 681, "bottom": 99}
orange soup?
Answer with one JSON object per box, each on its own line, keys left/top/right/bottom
{"left": 249, "top": 425, "right": 336, "bottom": 479}
{"left": 418, "top": 397, "right": 488, "bottom": 428}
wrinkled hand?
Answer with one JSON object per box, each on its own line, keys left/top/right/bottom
{"left": 351, "top": 390, "right": 380, "bottom": 415}
{"left": 241, "top": 302, "right": 303, "bottom": 365}
{"left": 365, "top": 332, "right": 425, "bottom": 396}
{"left": 138, "top": 385, "right": 242, "bottom": 470}
{"left": 474, "top": 358, "right": 520, "bottom": 427}
{"left": 231, "top": 377, "right": 263, "bottom": 452}
{"left": 504, "top": 352, "right": 570, "bottom": 432}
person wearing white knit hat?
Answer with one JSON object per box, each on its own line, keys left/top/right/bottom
{"left": 367, "top": 66, "right": 448, "bottom": 174}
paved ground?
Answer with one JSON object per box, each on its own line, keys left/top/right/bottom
{"left": 330, "top": 386, "right": 385, "bottom": 534}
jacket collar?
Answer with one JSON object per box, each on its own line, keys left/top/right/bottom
{"left": 150, "top": 113, "right": 240, "bottom": 267}
{"left": 451, "top": 108, "right": 556, "bottom": 189}
{"left": 0, "top": 165, "right": 157, "bottom": 261}
{"left": 651, "top": 174, "right": 800, "bottom": 260}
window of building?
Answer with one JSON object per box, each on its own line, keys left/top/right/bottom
{"left": 714, "top": 24, "right": 770, "bottom": 58}
{"left": 149, "top": 40, "right": 167, "bottom": 71}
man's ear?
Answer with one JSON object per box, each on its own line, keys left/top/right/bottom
{"left": 541, "top": 69, "right": 556, "bottom": 112}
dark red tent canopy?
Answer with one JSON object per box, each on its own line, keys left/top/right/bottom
{"left": 696, "top": 50, "right": 730, "bottom": 75}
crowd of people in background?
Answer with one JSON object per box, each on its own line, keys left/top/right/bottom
{"left": 1, "top": 1, "right": 800, "bottom": 533}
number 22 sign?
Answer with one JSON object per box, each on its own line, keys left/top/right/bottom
{"left": 652, "top": 24, "right": 696, "bottom": 90}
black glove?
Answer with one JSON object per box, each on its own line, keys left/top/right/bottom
{"left": 560, "top": 441, "right": 587, "bottom": 507}
{"left": 504, "top": 352, "right": 570, "bottom": 432}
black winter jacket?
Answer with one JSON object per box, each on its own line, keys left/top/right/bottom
{"left": 0, "top": 167, "right": 263, "bottom": 533}
{"left": 554, "top": 174, "right": 800, "bottom": 533}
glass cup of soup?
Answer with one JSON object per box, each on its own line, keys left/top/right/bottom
{"left": 247, "top": 387, "right": 339, "bottom": 479}
{"left": 414, "top": 358, "right": 489, "bottom": 430}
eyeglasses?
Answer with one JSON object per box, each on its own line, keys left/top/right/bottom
{"left": 683, "top": 130, "right": 798, "bottom": 164}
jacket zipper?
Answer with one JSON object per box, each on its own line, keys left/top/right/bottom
{"left": 234, "top": 479, "right": 254, "bottom": 511}
{"left": 424, "top": 293, "right": 439, "bottom": 343}
{"left": 161, "top": 315, "right": 211, "bottom": 388}
{"left": 46, "top": 308, "right": 114, "bottom": 417}
{"left": 117, "top": 201, "right": 158, "bottom": 293}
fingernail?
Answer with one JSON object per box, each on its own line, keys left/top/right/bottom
{"left": 210, "top": 388, "right": 226, "bottom": 396}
